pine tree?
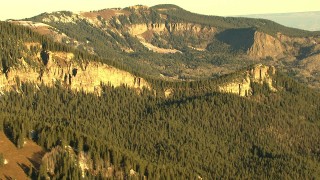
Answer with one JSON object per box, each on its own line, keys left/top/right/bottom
{"left": 0, "top": 153, "right": 4, "bottom": 167}
{"left": 38, "top": 162, "right": 48, "bottom": 180}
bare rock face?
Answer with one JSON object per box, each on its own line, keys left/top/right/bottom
{"left": 218, "top": 76, "right": 252, "bottom": 97}
{"left": 57, "top": 62, "right": 150, "bottom": 93}
{"left": 128, "top": 23, "right": 167, "bottom": 35}
{"left": 218, "top": 64, "right": 276, "bottom": 96}
{"left": 128, "top": 24, "right": 149, "bottom": 36}
{"left": 166, "top": 23, "right": 215, "bottom": 33}
{"left": 150, "top": 23, "right": 167, "bottom": 34}
{"left": 0, "top": 51, "right": 150, "bottom": 95}
{"left": 128, "top": 22, "right": 216, "bottom": 36}
{"left": 247, "top": 32, "right": 285, "bottom": 59}
{"left": 247, "top": 32, "right": 320, "bottom": 60}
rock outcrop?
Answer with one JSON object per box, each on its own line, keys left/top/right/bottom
{"left": 42, "top": 13, "right": 81, "bottom": 24}
{"left": 218, "top": 64, "right": 276, "bottom": 96}
{"left": 247, "top": 31, "right": 320, "bottom": 60}
{"left": 128, "top": 22, "right": 216, "bottom": 36}
{"left": 166, "top": 23, "right": 215, "bottom": 33}
{"left": 247, "top": 32, "right": 286, "bottom": 59}
{"left": 0, "top": 51, "right": 150, "bottom": 95}
{"left": 218, "top": 76, "right": 252, "bottom": 97}
{"left": 128, "top": 23, "right": 167, "bottom": 35}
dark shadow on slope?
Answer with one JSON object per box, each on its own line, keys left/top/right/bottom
{"left": 216, "top": 28, "right": 256, "bottom": 52}
{"left": 17, "top": 162, "right": 30, "bottom": 176}
{"left": 40, "top": 51, "right": 49, "bottom": 66}
{"left": 1, "top": 58, "right": 9, "bottom": 74}
{"left": 27, "top": 151, "right": 45, "bottom": 170}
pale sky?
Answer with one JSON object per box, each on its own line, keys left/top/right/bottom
{"left": 0, "top": 0, "right": 319, "bottom": 20}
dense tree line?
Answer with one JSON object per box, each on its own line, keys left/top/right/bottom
{"left": 1, "top": 19, "right": 320, "bottom": 179}
{"left": 0, "top": 71, "right": 320, "bottom": 178}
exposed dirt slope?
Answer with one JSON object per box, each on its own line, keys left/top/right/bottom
{"left": 0, "top": 132, "right": 44, "bottom": 179}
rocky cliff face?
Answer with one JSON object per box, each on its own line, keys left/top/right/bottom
{"left": 167, "top": 23, "right": 216, "bottom": 34}
{"left": 247, "top": 31, "right": 320, "bottom": 60}
{"left": 247, "top": 32, "right": 286, "bottom": 59}
{"left": 128, "top": 22, "right": 216, "bottom": 36}
{"left": 128, "top": 23, "right": 167, "bottom": 35}
{"left": 218, "top": 64, "right": 276, "bottom": 96}
{"left": 218, "top": 76, "right": 252, "bottom": 97}
{"left": 0, "top": 50, "right": 150, "bottom": 95}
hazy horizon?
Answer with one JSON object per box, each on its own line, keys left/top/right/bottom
{"left": 0, "top": 0, "right": 319, "bottom": 20}
{"left": 238, "top": 11, "right": 320, "bottom": 31}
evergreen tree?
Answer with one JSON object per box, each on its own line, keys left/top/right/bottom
{"left": 0, "top": 153, "right": 4, "bottom": 167}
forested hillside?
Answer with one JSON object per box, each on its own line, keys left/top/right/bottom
{"left": 1, "top": 5, "right": 320, "bottom": 179}
{"left": 0, "top": 21, "right": 136, "bottom": 74}
{"left": 1, "top": 70, "right": 320, "bottom": 179}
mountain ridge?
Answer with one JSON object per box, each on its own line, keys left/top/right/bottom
{"left": 1, "top": 4, "right": 320, "bottom": 179}
{"left": 12, "top": 5, "right": 320, "bottom": 90}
